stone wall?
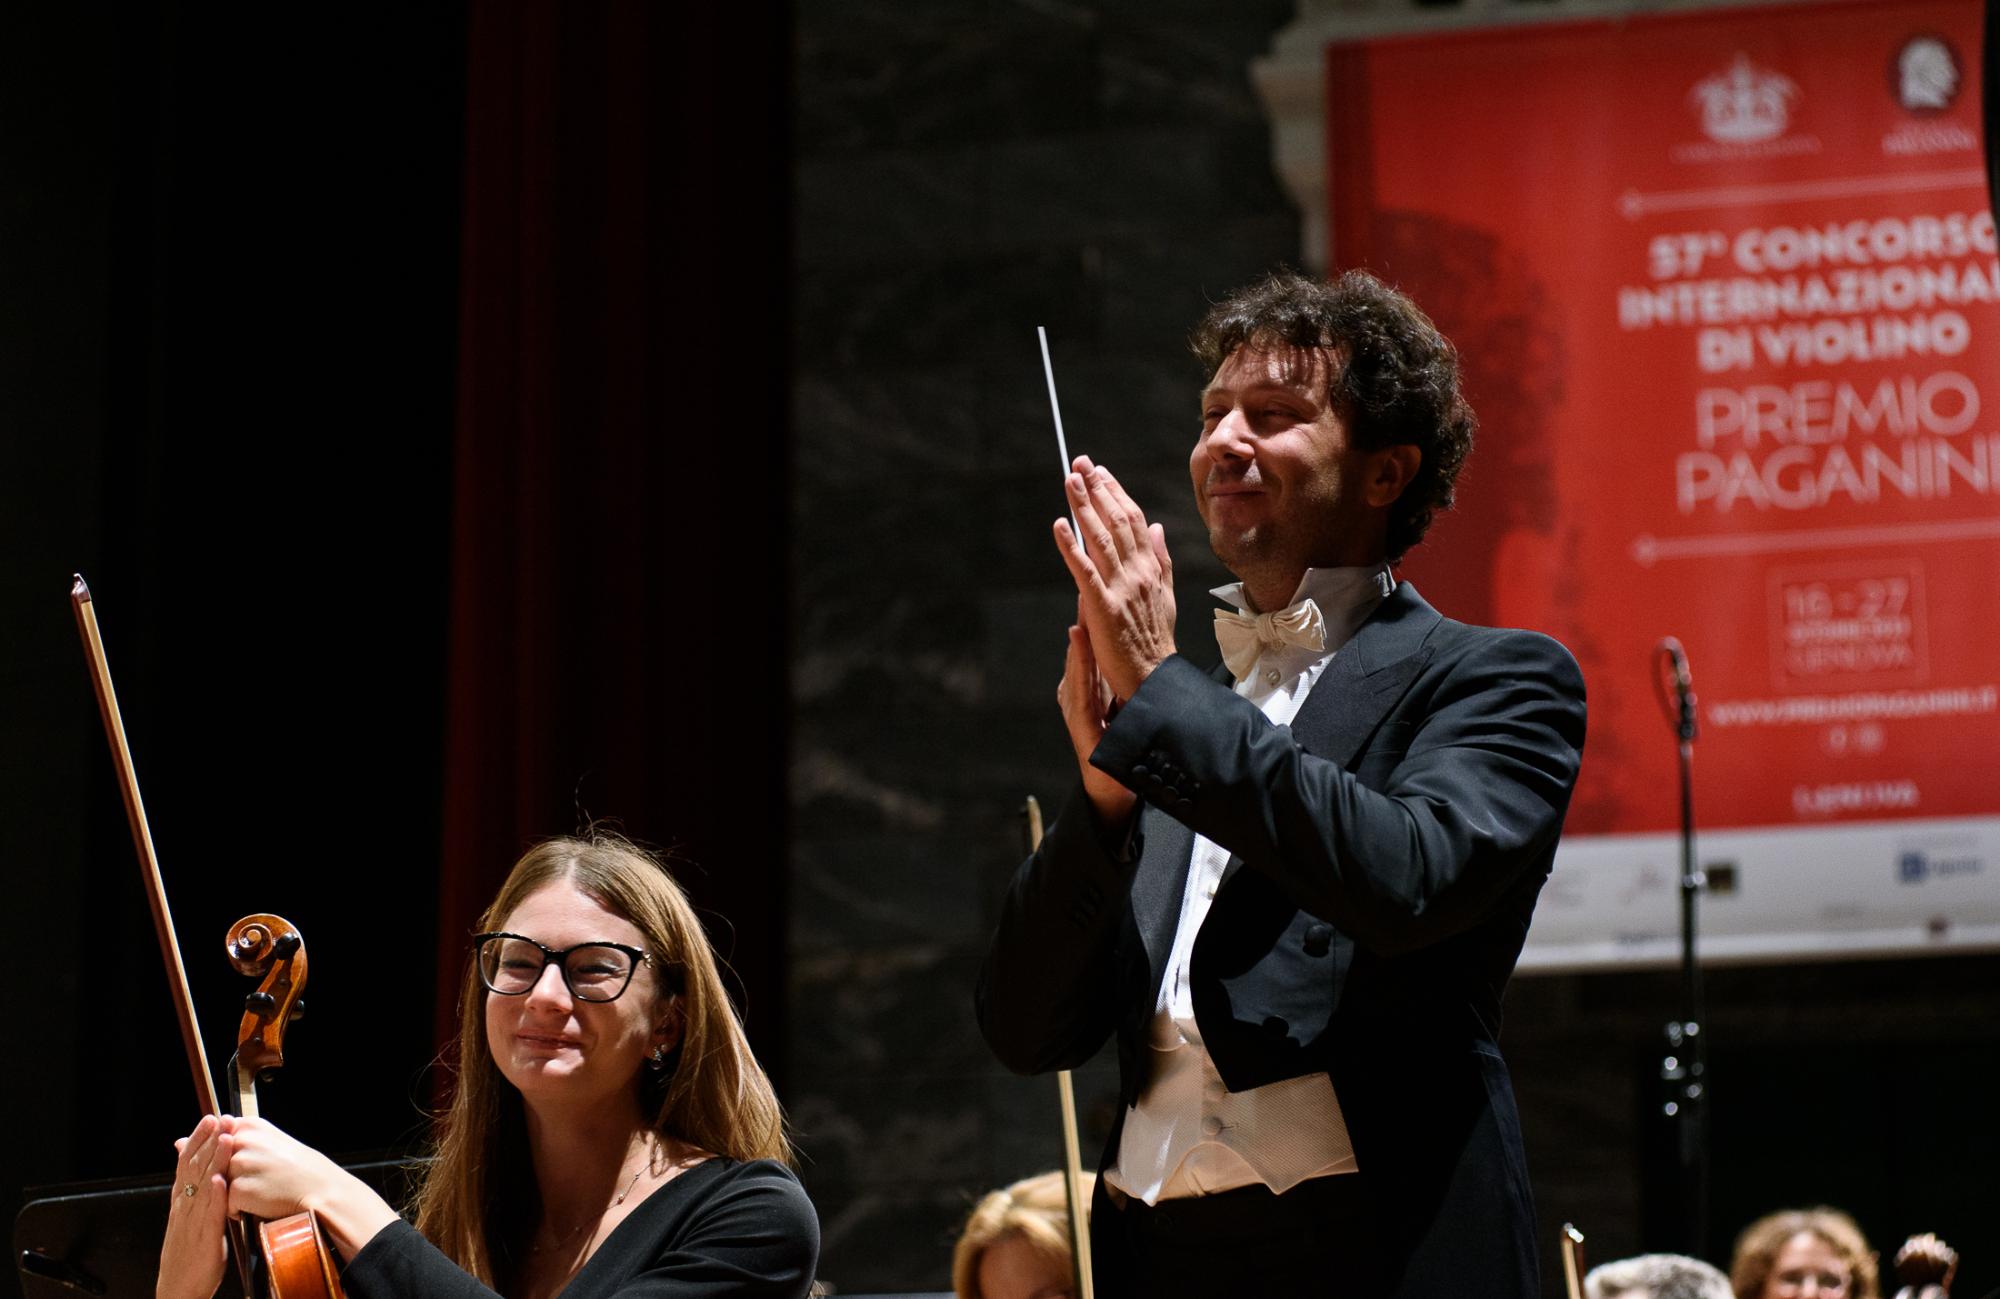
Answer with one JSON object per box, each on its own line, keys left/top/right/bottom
{"left": 789, "top": 3, "right": 1297, "bottom": 1287}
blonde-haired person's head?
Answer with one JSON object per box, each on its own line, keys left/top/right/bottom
{"left": 1730, "top": 1207, "right": 1878, "bottom": 1299}
{"left": 953, "top": 1170, "right": 1091, "bottom": 1299}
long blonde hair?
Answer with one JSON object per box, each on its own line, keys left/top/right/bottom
{"left": 410, "top": 833, "right": 791, "bottom": 1284}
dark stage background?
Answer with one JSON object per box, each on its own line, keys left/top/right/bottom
{"left": 5, "top": 4, "right": 1996, "bottom": 1299}
{"left": 3, "top": 6, "right": 788, "bottom": 1299}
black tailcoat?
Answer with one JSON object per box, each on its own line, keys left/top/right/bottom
{"left": 977, "top": 583, "right": 1587, "bottom": 1297}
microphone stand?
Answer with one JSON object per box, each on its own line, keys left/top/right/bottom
{"left": 1655, "top": 638, "right": 1708, "bottom": 1258}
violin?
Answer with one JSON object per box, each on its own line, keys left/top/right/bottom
{"left": 226, "top": 914, "right": 344, "bottom": 1296}
{"left": 1892, "top": 1233, "right": 1959, "bottom": 1299}
{"left": 71, "top": 576, "right": 343, "bottom": 1299}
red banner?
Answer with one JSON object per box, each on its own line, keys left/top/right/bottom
{"left": 1326, "top": 0, "right": 1999, "bottom": 962}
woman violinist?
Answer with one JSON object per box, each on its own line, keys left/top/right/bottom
{"left": 157, "top": 833, "right": 819, "bottom": 1299}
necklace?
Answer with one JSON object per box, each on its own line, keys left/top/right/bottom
{"left": 528, "top": 1156, "right": 651, "bottom": 1255}
{"left": 609, "top": 1163, "right": 647, "bottom": 1206}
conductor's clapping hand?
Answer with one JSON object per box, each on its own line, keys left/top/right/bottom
{"left": 1051, "top": 456, "right": 1178, "bottom": 826}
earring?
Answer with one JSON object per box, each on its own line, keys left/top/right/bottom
{"left": 647, "top": 1044, "right": 670, "bottom": 1071}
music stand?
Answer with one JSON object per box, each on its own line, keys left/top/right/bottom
{"left": 16, "top": 1158, "right": 416, "bottom": 1298}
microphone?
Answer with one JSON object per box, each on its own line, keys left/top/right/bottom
{"left": 1657, "top": 637, "right": 1697, "bottom": 745}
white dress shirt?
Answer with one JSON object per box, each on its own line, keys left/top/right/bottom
{"left": 1105, "top": 563, "right": 1395, "bottom": 1206}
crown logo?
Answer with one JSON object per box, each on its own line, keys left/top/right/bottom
{"left": 1689, "top": 54, "right": 1798, "bottom": 143}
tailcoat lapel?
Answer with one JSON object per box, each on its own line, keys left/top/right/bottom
{"left": 1129, "top": 658, "right": 1231, "bottom": 992}
{"left": 1139, "top": 585, "right": 1439, "bottom": 994}
{"left": 1132, "top": 805, "right": 1195, "bottom": 994}
{"left": 1209, "top": 584, "right": 1442, "bottom": 898}
{"left": 1287, "top": 581, "right": 1442, "bottom": 765}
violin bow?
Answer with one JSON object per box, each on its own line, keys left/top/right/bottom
{"left": 70, "top": 575, "right": 224, "bottom": 1116}
{"left": 73, "top": 575, "right": 341, "bottom": 1298}
{"left": 1561, "top": 1222, "right": 1586, "bottom": 1299}
{"left": 1022, "top": 795, "right": 1095, "bottom": 1299}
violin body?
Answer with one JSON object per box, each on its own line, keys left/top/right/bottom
{"left": 256, "top": 1213, "right": 344, "bottom": 1298}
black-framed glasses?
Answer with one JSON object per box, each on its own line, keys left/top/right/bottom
{"left": 474, "top": 932, "right": 652, "bottom": 1003}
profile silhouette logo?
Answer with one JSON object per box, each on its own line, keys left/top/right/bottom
{"left": 1894, "top": 36, "right": 1959, "bottom": 112}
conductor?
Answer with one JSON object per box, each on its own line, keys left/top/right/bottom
{"left": 977, "top": 270, "right": 1587, "bottom": 1297}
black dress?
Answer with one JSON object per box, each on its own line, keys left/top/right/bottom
{"left": 339, "top": 1158, "right": 818, "bottom": 1298}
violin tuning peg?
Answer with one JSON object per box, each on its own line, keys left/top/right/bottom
{"left": 272, "top": 932, "right": 301, "bottom": 959}
{"left": 257, "top": 1069, "right": 279, "bottom": 1087}
{"left": 290, "top": 1000, "right": 306, "bottom": 1022}
{"left": 245, "top": 991, "right": 277, "bottom": 1016}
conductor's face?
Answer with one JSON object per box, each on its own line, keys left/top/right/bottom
{"left": 1192, "top": 344, "right": 1386, "bottom": 595}
{"left": 485, "top": 880, "right": 676, "bottom": 1109}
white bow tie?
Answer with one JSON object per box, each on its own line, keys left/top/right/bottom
{"left": 1213, "top": 598, "right": 1328, "bottom": 681}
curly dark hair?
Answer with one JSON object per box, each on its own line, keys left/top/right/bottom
{"left": 1729, "top": 1208, "right": 1879, "bottom": 1299}
{"left": 1189, "top": 269, "right": 1476, "bottom": 562}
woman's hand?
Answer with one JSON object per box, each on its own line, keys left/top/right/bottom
{"left": 220, "top": 1116, "right": 402, "bottom": 1261}
{"left": 157, "top": 1116, "right": 231, "bottom": 1299}
{"left": 219, "top": 1116, "right": 349, "bottom": 1221}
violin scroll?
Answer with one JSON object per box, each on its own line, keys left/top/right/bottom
{"left": 225, "top": 913, "right": 341, "bottom": 1296}
{"left": 228, "top": 914, "right": 309, "bottom": 1083}
{"left": 1893, "top": 1233, "right": 1958, "bottom": 1299}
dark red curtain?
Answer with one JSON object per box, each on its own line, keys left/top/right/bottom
{"left": 436, "top": 3, "right": 791, "bottom": 1073}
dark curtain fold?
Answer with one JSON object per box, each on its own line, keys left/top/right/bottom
{"left": 437, "top": 2, "right": 792, "bottom": 1076}
{"left": 4, "top": 3, "right": 466, "bottom": 1235}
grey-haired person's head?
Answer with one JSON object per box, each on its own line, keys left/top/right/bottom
{"left": 1586, "top": 1253, "right": 1734, "bottom": 1299}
